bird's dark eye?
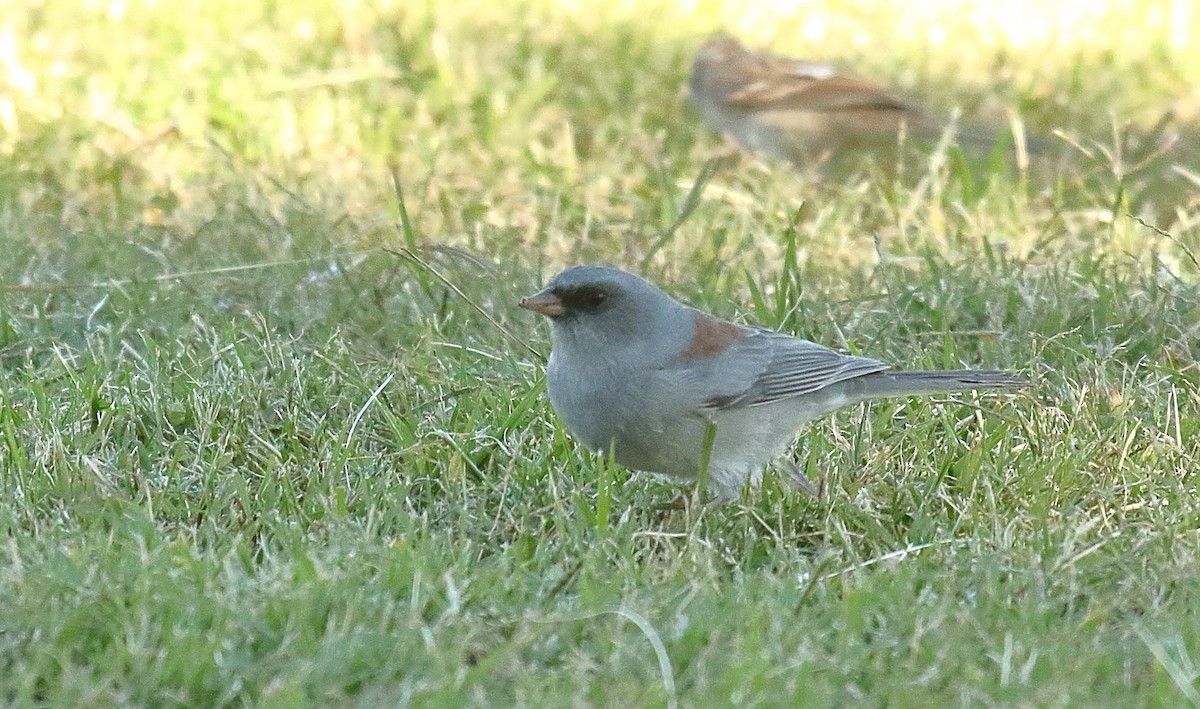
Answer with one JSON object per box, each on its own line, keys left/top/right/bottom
{"left": 580, "top": 290, "right": 608, "bottom": 307}
{"left": 561, "top": 285, "right": 611, "bottom": 310}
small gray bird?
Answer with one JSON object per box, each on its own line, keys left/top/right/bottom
{"left": 520, "top": 266, "right": 1030, "bottom": 502}
{"left": 689, "top": 34, "right": 1021, "bottom": 166}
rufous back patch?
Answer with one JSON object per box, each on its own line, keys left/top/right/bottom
{"left": 679, "top": 310, "right": 748, "bottom": 360}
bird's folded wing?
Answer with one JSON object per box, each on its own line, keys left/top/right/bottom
{"left": 698, "top": 329, "right": 890, "bottom": 410}
{"left": 724, "top": 74, "right": 917, "bottom": 114}
{"left": 766, "top": 56, "right": 837, "bottom": 81}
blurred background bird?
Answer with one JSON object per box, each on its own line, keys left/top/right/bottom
{"left": 690, "top": 34, "right": 1038, "bottom": 167}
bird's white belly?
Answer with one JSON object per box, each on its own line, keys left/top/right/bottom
{"left": 547, "top": 351, "right": 850, "bottom": 497}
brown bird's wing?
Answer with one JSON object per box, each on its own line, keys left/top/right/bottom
{"left": 724, "top": 73, "right": 919, "bottom": 115}
{"left": 756, "top": 54, "right": 837, "bottom": 82}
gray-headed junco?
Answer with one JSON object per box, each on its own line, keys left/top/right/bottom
{"left": 520, "top": 265, "right": 1030, "bottom": 502}
{"left": 689, "top": 34, "right": 1023, "bottom": 166}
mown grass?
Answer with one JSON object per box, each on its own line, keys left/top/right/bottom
{"left": 1, "top": 0, "right": 1199, "bottom": 706}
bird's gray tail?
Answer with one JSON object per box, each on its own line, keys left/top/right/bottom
{"left": 846, "top": 370, "right": 1031, "bottom": 402}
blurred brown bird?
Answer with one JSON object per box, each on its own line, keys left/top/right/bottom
{"left": 689, "top": 34, "right": 1021, "bottom": 166}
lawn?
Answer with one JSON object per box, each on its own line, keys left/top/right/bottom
{"left": 1, "top": 0, "right": 1199, "bottom": 706}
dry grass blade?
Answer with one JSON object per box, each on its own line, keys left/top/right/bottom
{"left": 387, "top": 246, "right": 544, "bottom": 360}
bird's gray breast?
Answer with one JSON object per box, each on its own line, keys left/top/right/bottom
{"left": 546, "top": 350, "right": 636, "bottom": 450}
{"left": 545, "top": 349, "right": 695, "bottom": 474}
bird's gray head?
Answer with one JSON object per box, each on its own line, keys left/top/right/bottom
{"left": 519, "top": 266, "right": 690, "bottom": 361}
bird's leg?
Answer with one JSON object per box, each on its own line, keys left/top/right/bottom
{"left": 655, "top": 491, "right": 690, "bottom": 511}
{"left": 717, "top": 134, "right": 748, "bottom": 160}
{"left": 703, "top": 486, "right": 741, "bottom": 508}
{"left": 782, "top": 459, "right": 820, "bottom": 498}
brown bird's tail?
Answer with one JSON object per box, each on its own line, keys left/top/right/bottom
{"left": 950, "top": 122, "right": 1052, "bottom": 155}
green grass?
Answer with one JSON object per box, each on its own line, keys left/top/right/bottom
{"left": 2, "top": 0, "right": 1199, "bottom": 706}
